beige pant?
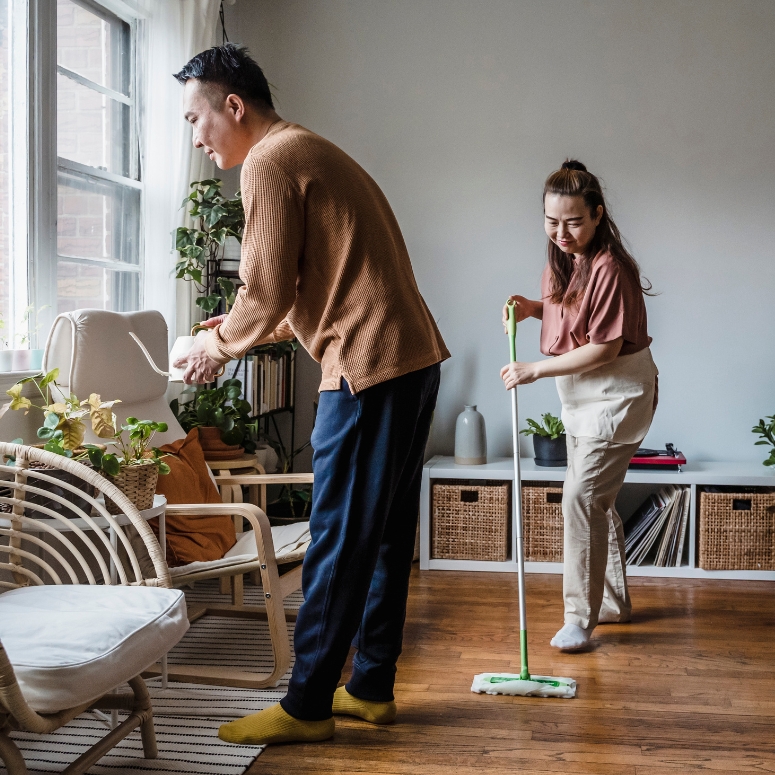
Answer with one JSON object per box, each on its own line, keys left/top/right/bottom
{"left": 562, "top": 434, "right": 642, "bottom": 629}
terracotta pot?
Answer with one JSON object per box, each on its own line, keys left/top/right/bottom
{"left": 197, "top": 426, "right": 244, "bottom": 459}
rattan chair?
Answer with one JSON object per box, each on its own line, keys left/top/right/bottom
{"left": 42, "top": 309, "right": 312, "bottom": 690}
{"left": 0, "top": 443, "right": 189, "bottom": 775}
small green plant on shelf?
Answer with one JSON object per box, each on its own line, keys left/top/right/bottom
{"left": 170, "top": 378, "right": 257, "bottom": 453}
{"left": 16, "top": 305, "right": 50, "bottom": 347}
{"left": 175, "top": 178, "right": 244, "bottom": 314}
{"left": 752, "top": 415, "right": 775, "bottom": 467}
{"left": 520, "top": 412, "right": 565, "bottom": 439}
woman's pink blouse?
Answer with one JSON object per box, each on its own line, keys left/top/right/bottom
{"left": 539, "top": 252, "right": 651, "bottom": 357}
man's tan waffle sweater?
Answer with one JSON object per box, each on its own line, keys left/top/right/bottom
{"left": 204, "top": 121, "right": 450, "bottom": 393}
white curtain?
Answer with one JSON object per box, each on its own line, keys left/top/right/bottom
{"left": 140, "top": 0, "right": 221, "bottom": 346}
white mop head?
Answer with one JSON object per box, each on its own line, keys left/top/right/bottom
{"left": 471, "top": 673, "right": 576, "bottom": 699}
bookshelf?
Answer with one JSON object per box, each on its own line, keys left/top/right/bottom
{"left": 219, "top": 346, "right": 296, "bottom": 470}
{"left": 419, "top": 456, "right": 775, "bottom": 580}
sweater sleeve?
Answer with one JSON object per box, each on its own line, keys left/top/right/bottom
{"left": 204, "top": 156, "right": 303, "bottom": 363}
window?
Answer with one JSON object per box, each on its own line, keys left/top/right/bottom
{"left": 0, "top": 0, "right": 29, "bottom": 347}
{"left": 55, "top": 0, "right": 141, "bottom": 314}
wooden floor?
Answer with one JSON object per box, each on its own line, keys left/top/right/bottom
{"left": 248, "top": 569, "right": 775, "bottom": 774}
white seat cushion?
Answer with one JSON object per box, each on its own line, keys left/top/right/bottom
{"left": 169, "top": 522, "right": 311, "bottom": 578}
{"left": 0, "top": 585, "right": 188, "bottom": 713}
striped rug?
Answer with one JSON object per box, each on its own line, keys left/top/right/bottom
{"left": 2, "top": 580, "right": 303, "bottom": 775}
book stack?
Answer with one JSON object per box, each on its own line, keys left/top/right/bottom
{"left": 220, "top": 352, "right": 295, "bottom": 417}
{"left": 624, "top": 485, "right": 691, "bottom": 567}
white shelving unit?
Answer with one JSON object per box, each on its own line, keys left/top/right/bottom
{"left": 420, "top": 456, "right": 775, "bottom": 581}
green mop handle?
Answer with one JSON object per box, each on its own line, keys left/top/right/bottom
{"left": 507, "top": 301, "right": 530, "bottom": 681}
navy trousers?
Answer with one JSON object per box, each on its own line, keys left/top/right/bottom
{"left": 280, "top": 363, "right": 441, "bottom": 720}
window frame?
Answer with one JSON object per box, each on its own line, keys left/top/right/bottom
{"left": 26, "top": 0, "right": 145, "bottom": 343}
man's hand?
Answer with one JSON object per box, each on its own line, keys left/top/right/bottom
{"left": 173, "top": 333, "right": 224, "bottom": 385}
{"left": 201, "top": 314, "right": 228, "bottom": 329}
{"left": 500, "top": 361, "right": 540, "bottom": 389}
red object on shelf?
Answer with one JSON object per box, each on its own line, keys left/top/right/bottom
{"left": 629, "top": 452, "right": 687, "bottom": 470}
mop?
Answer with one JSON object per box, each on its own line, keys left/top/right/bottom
{"left": 470, "top": 300, "right": 576, "bottom": 699}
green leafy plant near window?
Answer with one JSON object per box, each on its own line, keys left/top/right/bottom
{"left": 752, "top": 415, "right": 775, "bottom": 467}
{"left": 520, "top": 412, "right": 565, "bottom": 440}
{"left": 175, "top": 179, "right": 244, "bottom": 314}
{"left": 170, "top": 378, "right": 257, "bottom": 452}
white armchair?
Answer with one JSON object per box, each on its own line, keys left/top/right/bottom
{"left": 42, "top": 309, "right": 310, "bottom": 689}
{"left": 0, "top": 443, "right": 189, "bottom": 775}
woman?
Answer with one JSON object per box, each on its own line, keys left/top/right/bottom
{"left": 501, "top": 160, "right": 658, "bottom": 651}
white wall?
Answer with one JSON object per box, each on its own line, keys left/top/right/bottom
{"left": 224, "top": 0, "right": 775, "bottom": 464}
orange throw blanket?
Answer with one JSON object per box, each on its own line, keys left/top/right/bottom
{"left": 150, "top": 429, "right": 236, "bottom": 567}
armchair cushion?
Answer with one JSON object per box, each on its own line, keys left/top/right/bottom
{"left": 168, "top": 521, "right": 311, "bottom": 578}
{"left": 153, "top": 429, "right": 237, "bottom": 567}
{"left": 0, "top": 585, "right": 188, "bottom": 713}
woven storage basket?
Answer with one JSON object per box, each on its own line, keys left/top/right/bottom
{"left": 431, "top": 479, "right": 510, "bottom": 561}
{"left": 523, "top": 482, "right": 564, "bottom": 562}
{"left": 102, "top": 461, "right": 159, "bottom": 515}
{"left": 699, "top": 489, "right": 775, "bottom": 570}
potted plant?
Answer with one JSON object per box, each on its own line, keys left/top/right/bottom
{"left": 0, "top": 306, "right": 49, "bottom": 372}
{"left": 174, "top": 178, "right": 244, "bottom": 315}
{"left": 0, "top": 369, "right": 118, "bottom": 513}
{"left": 520, "top": 413, "right": 567, "bottom": 467}
{"left": 170, "top": 378, "right": 256, "bottom": 459}
{"left": 83, "top": 419, "right": 171, "bottom": 514}
{"left": 752, "top": 415, "right": 775, "bottom": 467}
{"left": 1, "top": 369, "right": 170, "bottom": 513}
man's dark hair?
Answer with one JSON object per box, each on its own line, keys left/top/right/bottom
{"left": 173, "top": 43, "right": 274, "bottom": 110}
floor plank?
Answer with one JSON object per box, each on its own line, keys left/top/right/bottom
{"left": 247, "top": 570, "right": 775, "bottom": 774}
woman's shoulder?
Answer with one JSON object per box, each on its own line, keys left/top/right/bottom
{"left": 590, "top": 251, "right": 619, "bottom": 274}
{"left": 589, "top": 251, "right": 642, "bottom": 297}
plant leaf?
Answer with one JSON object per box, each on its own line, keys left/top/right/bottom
{"left": 91, "top": 408, "right": 117, "bottom": 439}
{"left": 57, "top": 417, "right": 85, "bottom": 450}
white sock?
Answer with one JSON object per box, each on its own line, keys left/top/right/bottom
{"left": 550, "top": 623, "right": 594, "bottom": 650}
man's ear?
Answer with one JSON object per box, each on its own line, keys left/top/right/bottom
{"left": 225, "top": 93, "right": 246, "bottom": 122}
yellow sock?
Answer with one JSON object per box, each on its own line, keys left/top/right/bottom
{"left": 218, "top": 703, "right": 334, "bottom": 745}
{"left": 332, "top": 686, "right": 397, "bottom": 724}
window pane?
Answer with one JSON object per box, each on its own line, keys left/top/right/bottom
{"left": 57, "top": 71, "right": 129, "bottom": 175}
{"left": 57, "top": 261, "right": 139, "bottom": 314}
{"left": 57, "top": 169, "right": 140, "bottom": 264}
{"left": 57, "top": 0, "right": 129, "bottom": 96}
{"left": 0, "top": 0, "right": 10, "bottom": 330}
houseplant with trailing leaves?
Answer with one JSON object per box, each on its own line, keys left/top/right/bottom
{"left": 175, "top": 178, "right": 244, "bottom": 315}
{"left": 2, "top": 369, "right": 169, "bottom": 513}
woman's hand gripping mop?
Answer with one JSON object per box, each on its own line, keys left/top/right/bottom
{"left": 470, "top": 301, "right": 576, "bottom": 699}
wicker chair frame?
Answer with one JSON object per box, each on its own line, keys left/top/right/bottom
{"left": 0, "top": 442, "right": 171, "bottom": 775}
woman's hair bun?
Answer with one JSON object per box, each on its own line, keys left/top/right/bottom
{"left": 561, "top": 159, "right": 587, "bottom": 172}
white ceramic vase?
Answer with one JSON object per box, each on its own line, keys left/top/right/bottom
{"left": 454, "top": 405, "right": 487, "bottom": 465}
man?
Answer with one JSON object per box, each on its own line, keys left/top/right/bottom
{"left": 173, "top": 44, "right": 449, "bottom": 746}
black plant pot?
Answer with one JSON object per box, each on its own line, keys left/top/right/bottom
{"left": 22, "top": 462, "right": 96, "bottom": 516}
{"left": 533, "top": 434, "right": 567, "bottom": 467}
